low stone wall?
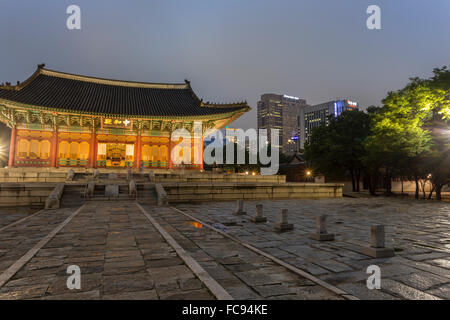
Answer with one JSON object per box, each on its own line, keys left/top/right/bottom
{"left": 154, "top": 173, "right": 285, "bottom": 184}
{"left": 0, "top": 168, "right": 286, "bottom": 184}
{"left": 162, "top": 182, "right": 343, "bottom": 203}
{"left": 0, "top": 170, "right": 67, "bottom": 183}
{"left": 0, "top": 183, "right": 57, "bottom": 207}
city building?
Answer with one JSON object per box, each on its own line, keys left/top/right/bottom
{"left": 257, "top": 93, "right": 308, "bottom": 154}
{"left": 0, "top": 64, "right": 249, "bottom": 169}
{"left": 301, "top": 99, "right": 358, "bottom": 147}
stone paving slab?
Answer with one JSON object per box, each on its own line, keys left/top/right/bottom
{"left": 0, "top": 208, "right": 74, "bottom": 275}
{"left": 175, "top": 197, "right": 450, "bottom": 300}
{"left": 0, "top": 207, "right": 41, "bottom": 229}
{"left": 0, "top": 202, "right": 214, "bottom": 300}
{"left": 143, "top": 204, "right": 341, "bottom": 300}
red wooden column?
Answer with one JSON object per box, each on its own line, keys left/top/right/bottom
{"left": 135, "top": 131, "right": 141, "bottom": 169}
{"left": 200, "top": 135, "right": 204, "bottom": 170}
{"left": 93, "top": 135, "right": 98, "bottom": 168}
{"left": 8, "top": 126, "right": 16, "bottom": 167}
{"left": 168, "top": 131, "right": 173, "bottom": 169}
{"left": 89, "top": 131, "right": 96, "bottom": 168}
{"left": 50, "top": 128, "right": 58, "bottom": 167}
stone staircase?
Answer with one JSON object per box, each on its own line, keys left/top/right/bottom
{"left": 63, "top": 171, "right": 151, "bottom": 183}
{"left": 137, "top": 184, "right": 158, "bottom": 205}
{"left": 60, "top": 184, "right": 86, "bottom": 208}
{"left": 60, "top": 182, "right": 143, "bottom": 207}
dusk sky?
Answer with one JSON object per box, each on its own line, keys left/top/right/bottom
{"left": 0, "top": 0, "right": 449, "bottom": 130}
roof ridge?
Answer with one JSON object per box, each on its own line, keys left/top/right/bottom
{"left": 39, "top": 67, "right": 189, "bottom": 89}
{"left": 1, "top": 64, "right": 190, "bottom": 91}
{"left": 201, "top": 100, "right": 249, "bottom": 108}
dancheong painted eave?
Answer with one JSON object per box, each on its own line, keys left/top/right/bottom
{"left": 0, "top": 64, "right": 250, "bottom": 118}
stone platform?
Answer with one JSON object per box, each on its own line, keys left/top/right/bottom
{"left": 163, "top": 182, "right": 343, "bottom": 202}
{"left": 0, "top": 180, "right": 343, "bottom": 207}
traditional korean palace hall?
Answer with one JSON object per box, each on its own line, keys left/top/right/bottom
{"left": 0, "top": 64, "right": 249, "bottom": 170}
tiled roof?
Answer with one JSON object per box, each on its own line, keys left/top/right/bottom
{"left": 0, "top": 66, "right": 249, "bottom": 117}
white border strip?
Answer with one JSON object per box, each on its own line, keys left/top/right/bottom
{"left": 170, "top": 206, "right": 359, "bottom": 301}
{"left": 0, "top": 204, "right": 86, "bottom": 288}
{"left": 136, "top": 203, "right": 233, "bottom": 300}
{"left": 0, "top": 208, "right": 46, "bottom": 233}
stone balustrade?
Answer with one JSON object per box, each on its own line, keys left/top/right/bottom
{"left": 45, "top": 183, "right": 65, "bottom": 209}
{"left": 0, "top": 168, "right": 286, "bottom": 184}
{"left": 155, "top": 183, "right": 168, "bottom": 206}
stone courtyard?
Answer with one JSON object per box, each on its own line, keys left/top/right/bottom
{"left": 176, "top": 197, "right": 450, "bottom": 299}
{"left": 0, "top": 197, "right": 448, "bottom": 300}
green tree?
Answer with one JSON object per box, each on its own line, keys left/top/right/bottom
{"left": 365, "top": 66, "right": 449, "bottom": 199}
{"left": 305, "top": 109, "right": 371, "bottom": 191}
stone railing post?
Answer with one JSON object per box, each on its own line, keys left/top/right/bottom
{"left": 129, "top": 179, "right": 137, "bottom": 198}
{"left": 66, "top": 169, "right": 75, "bottom": 181}
{"left": 93, "top": 169, "right": 99, "bottom": 179}
{"left": 149, "top": 170, "right": 155, "bottom": 182}
{"left": 86, "top": 179, "right": 95, "bottom": 198}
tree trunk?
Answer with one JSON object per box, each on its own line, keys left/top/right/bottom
{"left": 350, "top": 169, "right": 355, "bottom": 192}
{"left": 421, "top": 180, "right": 426, "bottom": 199}
{"left": 401, "top": 176, "right": 404, "bottom": 194}
{"left": 427, "top": 184, "right": 435, "bottom": 200}
{"left": 369, "top": 174, "right": 376, "bottom": 195}
{"left": 414, "top": 176, "right": 419, "bottom": 200}
{"left": 356, "top": 171, "right": 361, "bottom": 192}
{"left": 385, "top": 169, "right": 392, "bottom": 196}
{"left": 435, "top": 184, "right": 442, "bottom": 201}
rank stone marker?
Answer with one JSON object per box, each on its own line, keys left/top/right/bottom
{"left": 361, "top": 225, "right": 395, "bottom": 258}
{"left": 250, "top": 204, "right": 267, "bottom": 223}
{"left": 275, "top": 208, "right": 294, "bottom": 232}
{"left": 233, "top": 199, "right": 246, "bottom": 216}
{"left": 309, "top": 215, "right": 335, "bottom": 241}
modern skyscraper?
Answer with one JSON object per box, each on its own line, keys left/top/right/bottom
{"left": 301, "top": 99, "right": 359, "bottom": 147}
{"left": 257, "top": 94, "right": 308, "bottom": 154}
